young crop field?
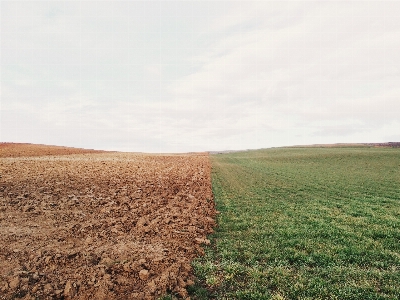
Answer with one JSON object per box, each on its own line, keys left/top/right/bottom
{"left": 192, "top": 147, "right": 400, "bottom": 299}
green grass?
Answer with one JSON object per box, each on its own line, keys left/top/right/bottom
{"left": 191, "top": 147, "right": 400, "bottom": 299}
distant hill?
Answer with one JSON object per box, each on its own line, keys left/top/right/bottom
{"left": 285, "top": 142, "right": 400, "bottom": 149}
{"left": 0, "top": 143, "right": 107, "bottom": 158}
{"left": 209, "top": 150, "right": 249, "bottom": 154}
{"left": 210, "top": 143, "right": 400, "bottom": 154}
{"left": 365, "top": 142, "right": 400, "bottom": 148}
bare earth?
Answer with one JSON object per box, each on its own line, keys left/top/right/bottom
{"left": 0, "top": 144, "right": 215, "bottom": 299}
{"left": 0, "top": 143, "right": 107, "bottom": 158}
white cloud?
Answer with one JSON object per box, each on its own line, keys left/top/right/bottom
{"left": 1, "top": 1, "right": 400, "bottom": 152}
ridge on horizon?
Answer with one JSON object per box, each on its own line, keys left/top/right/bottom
{"left": 2, "top": 142, "right": 400, "bottom": 158}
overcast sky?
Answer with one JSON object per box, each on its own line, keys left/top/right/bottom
{"left": 1, "top": 1, "right": 400, "bottom": 152}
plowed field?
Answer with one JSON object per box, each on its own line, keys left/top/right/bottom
{"left": 0, "top": 144, "right": 215, "bottom": 299}
{"left": 0, "top": 143, "right": 106, "bottom": 158}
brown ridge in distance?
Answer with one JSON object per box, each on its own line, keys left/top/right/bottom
{"left": 0, "top": 143, "right": 107, "bottom": 158}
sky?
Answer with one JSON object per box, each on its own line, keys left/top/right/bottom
{"left": 1, "top": 1, "right": 400, "bottom": 153}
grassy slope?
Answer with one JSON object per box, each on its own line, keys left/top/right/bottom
{"left": 191, "top": 147, "right": 400, "bottom": 299}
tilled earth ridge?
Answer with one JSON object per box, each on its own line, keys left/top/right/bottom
{"left": 0, "top": 149, "right": 215, "bottom": 299}
{"left": 0, "top": 143, "right": 106, "bottom": 158}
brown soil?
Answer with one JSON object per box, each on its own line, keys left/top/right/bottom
{"left": 0, "top": 144, "right": 215, "bottom": 299}
{"left": 0, "top": 143, "right": 106, "bottom": 158}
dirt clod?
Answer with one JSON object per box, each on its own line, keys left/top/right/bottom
{"left": 139, "top": 269, "right": 150, "bottom": 280}
{"left": 9, "top": 277, "right": 20, "bottom": 290}
{"left": 195, "top": 238, "right": 211, "bottom": 245}
{"left": 64, "top": 280, "right": 77, "bottom": 298}
{"left": 44, "top": 283, "right": 53, "bottom": 294}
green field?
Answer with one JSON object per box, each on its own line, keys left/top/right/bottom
{"left": 191, "top": 147, "right": 400, "bottom": 299}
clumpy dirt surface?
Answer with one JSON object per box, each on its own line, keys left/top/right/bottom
{"left": 0, "top": 143, "right": 106, "bottom": 158}
{"left": 0, "top": 144, "right": 215, "bottom": 299}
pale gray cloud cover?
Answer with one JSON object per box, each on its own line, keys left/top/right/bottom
{"left": 1, "top": 1, "right": 400, "bottom": 152}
